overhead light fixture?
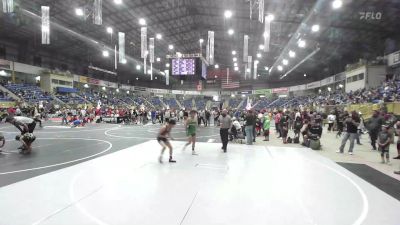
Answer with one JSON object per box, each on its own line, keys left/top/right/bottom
{"left": 234, "top": 62, "right": 238, "bottom": 67}
{"left": 264, "top": 66, "right": 269, "bottom": 71}
{"left": 156, "top": 33, "right": 162, "bottom": 40}
{"left": 266, "top": 14, "right": 275, "bottom": 22}
{"left": 263, "top": 32, "right": 269, "bottom": 38}
{"left": 215, "top": 64, "right": 219, "bottom": 69}
{"left": 289, "top": 50, "right": 296, "bottom": 58}
{"left": 136, "top": 77, "right": 139, "bottom": 80}
{"left": 102, "top": 86, "right": 106, "bottom": 91}
{"left": 121, "top": 59, "right": 127, "bottom": 64}
{"left": 232, "top": 50, "right": 236, "bottom": 55}
{"left": 127, "top": 90, "right": 130, "bottom": 94}
{"left": 116, "top": 88, "right": 120, "bottom": 92}
{"left": 75, "top": 8, "right": 84, "bottom": 16}
{"left": 282, "top": 59, "right": 288, "bottom": 65}
{"left": 176, "top": 52, "right": 182, "bottom": 58}
{"left": 304, "top": 73, "right": 307, "bottom": 77}
{"left": 199, "top": 38, "right": 204, "bottom": 44}
{"left": 136, "top": 65, "right": 141, "bottom": 70}
{"left": 246, "top": 68, "right": 250, "bottom": 72}
{"left": 228, "top": 29, "right": 234, "bottom": 35}
{"left": 277, "top": 65, "right": 283, "bottom": 71}
{"left": 231, "top": 94, "right": 235, "bottom": 97}
{"left": 168, "top": 44, "right": 174, "bottom": 50}
{"left": 234, "top": 66, "right": 239, "bottom": 71}
{"left": 259, "top": 45, "right": 265, "bottom": 50}
{"left": 257, "top": 74, "right": 260, "bottom": 77}
{"left": 102, "top": 50, "right": 109, "bottom": 57}
{"left": 166, "top": 63, "right": 170, "bottom": 68}
{"left": 332, "top": 0, "right": 343, "bottom": 9}
{"left": 257, "top": 53, "right": 262, "bottom": 58}
{"left": 233, "top": 57, "right": 237, "bottom": 62}
{"left": 35, "top": 76, "right": 41, "bottom": 81}
{"left": 106, "top": 27, "right": 113, "bottom": 34}
{"left": 147, "top": 69, "right": 152, "bottom": 75}
{"left": 298, "top": 39, "right": 306, "bottom": 48}
{"left": 0, "top": 70, "right": 7, "bottom": 76}
{"left": 254, "top": 60, "right": 259, "bottom": 64}
{"left": 139, "top": 18, "right": 146, "bottom": 26}
{"left": 224, "top": 10, "right": 233, "bottom": 18}
{"left": 84, "top": 84, "right": 89, "bottom": 88}
{"left": 311, "top": 24, "right": 320, "bottom": 32}
{"left": 114, "top": 0, "right": 122, "bottom": 4}
{"left": 156, "top": 57, "right": 161, "bottom": 62}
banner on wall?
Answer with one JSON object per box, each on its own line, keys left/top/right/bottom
{"left": 320, "top": 77, "right": 334, "bottom": 86}
{"left": 79, "top": 76, "right": 88, "bottom": 84}
{"left": 254, "top": 89, "right": 272, "bottom": 95}
{"left": 306, "top": 81, "right": 320, "bottom": 89}
{"left": 172, "top": 90, "right": 184, "bottom": 94}
{"left": 88, "top": 78, "right": 100, "bottom": 85}
{"left": 0, "top": 59, "right": 11, "bottom": 70}
{"left": 272, "top": 87, "right": 288, "bottom": 93}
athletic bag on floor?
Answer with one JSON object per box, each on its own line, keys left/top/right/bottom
{"left": 287, "top": 137, "right": 293, "bottom": 143}
{"left": 293, "top": 136, "right": 300, "bottom": 144}
{"left": 309, "top": 139, "right": 321, "bottom": 150}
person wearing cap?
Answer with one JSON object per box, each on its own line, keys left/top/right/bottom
{"left": 218, "top": 109, "right": 232, "bottom": 152}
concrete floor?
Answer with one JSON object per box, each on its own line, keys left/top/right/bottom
{"left": 0, "top": 122, "right": 399, "bottom": 225}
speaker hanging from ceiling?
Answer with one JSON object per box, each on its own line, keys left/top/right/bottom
{"left": 243, "top": 35, "right": 249, "bottom": 62}
{"left": 264, "top": 16, "right": 270, "bottom": 52}
{"left": 149, "top": 37, "right": 154, "bottom": 80}
{"left": 206, "top": 31, "right": 214, "bottom": 65}
{"left": 118, "top": 32, "right": 125, "bottom": 63}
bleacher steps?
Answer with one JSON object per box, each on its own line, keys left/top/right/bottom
{"left": 0, "top": 84, "right": 21, "bottom": 101}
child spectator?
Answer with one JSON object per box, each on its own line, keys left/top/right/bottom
{"left": 378, "top": 125, "right": 391, "bottom": 164}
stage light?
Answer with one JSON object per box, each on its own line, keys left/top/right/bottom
{"left": 102, "top": 50, "right": 109, "bottom": 57}
{"left": 106, "top": 27, "right": 113, "bottom": 34}
{"left": 228, "top": 29, "right": 234, "bottom": 35}
{"left": 139, "top": 18, "right": 146, "bottom": 26}
{"left": 332, "top": 0, "right": 343, "bottom": 9}
{"left": 156, "top": 33, "right": 162, "bottom": 40}
{"left": 266, "top": 14, "right": 275, "bottom": 22}
{"left": 311, "top": 24, "right": 320, "bottom": 32}
{"left": 224, "top": 10, "right": 233, "bottom": 18}
{"left": 75, "top": 8, "right": 84, "bottom": 16}
{"left": 298, "top": 39, "right": 306, "bottom": 48}
{"left": 289, "top": 50, "right": 296, "bottom": 58}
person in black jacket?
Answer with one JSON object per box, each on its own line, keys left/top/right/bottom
{"left": 366, "top": 110, "right": 383, "bottom": 150}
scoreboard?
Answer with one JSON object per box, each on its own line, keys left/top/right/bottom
{"left": 172, "top": 58, "right": 196, "bottom": 75}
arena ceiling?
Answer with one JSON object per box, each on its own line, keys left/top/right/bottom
{"left": 0, "top": 0, "right": 399, "bottom": 87}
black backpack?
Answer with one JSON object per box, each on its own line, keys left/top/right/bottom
{"left": 287, "top": 137, "right": 293, "bottom": 143}
{"left": 293, "top": 136, "right": 300, "bottom": 144}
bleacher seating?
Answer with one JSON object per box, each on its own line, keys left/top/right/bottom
{"left": 56, "top": 94, "right": 85, "bottom": 104}
{"left": 228, "top": 98, "right": 241, "bottom": 108}
{"left": 183, "top": 99, "right": 193, "bottom": 109}
{"left": 164, "top": 98, "right": 178, "bottom": 109}
{"left": 5, "top": 83, "right": 52, "bottom": 103}
{"left": 195, "top": 99, "right": 206, "bottom": 110}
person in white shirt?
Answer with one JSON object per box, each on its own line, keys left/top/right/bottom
{"left": 6, "top": 116, "right": 36, "bottom": 134}
{"left": 327, "top": 113, "right": 336, "bottom": 132}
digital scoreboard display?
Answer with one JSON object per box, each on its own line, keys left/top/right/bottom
{"left": 172, "top": 58, "right": 196, "bottom": 75}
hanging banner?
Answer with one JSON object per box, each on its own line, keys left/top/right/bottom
{"left": 2, "top": 0, "right": 13, "bottom": 13}
{"left": 243, "top": 35, "right": 249, "bottom": 62}
{"left": 247, "top": 56, "right": 252, "bottom": 79}
{"left": 253, "top": 60, "right": 258, "bottom": 79}
{"left": 141, "top": 27, "right": 147, "bottom": 58}
{"left": 264, "top": 16, "right": 270, "bottom": 52}
{"left": 118, "top": 32, "right": 125, "bottom": 63}
{"left": 272, "top": 87, "right": 289, "bottom": 93}
{"left": 149, "top": 37, "right": 155, "bottom": 63}
{"left": 93, "top": 0, "right": 102, "bottom": 25}
{"left": 258, "top": 0, "right": 264, "bottom": 23}
{"left": 206, "top": 31, "right": 214, "bottom": 65}
{"left": 165, "top": 69, "right": 169, "bottom": 85}
{"left": 41, "top": 6, "right": 50, "bottom": 45}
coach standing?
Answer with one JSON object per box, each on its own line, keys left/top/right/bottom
{"left": 219, "top": 109, "right": 232, "bottom": 153}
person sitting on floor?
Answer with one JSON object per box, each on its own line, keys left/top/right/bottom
{"left": 15, "top": 133, "right": 36, "bottom": 154}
